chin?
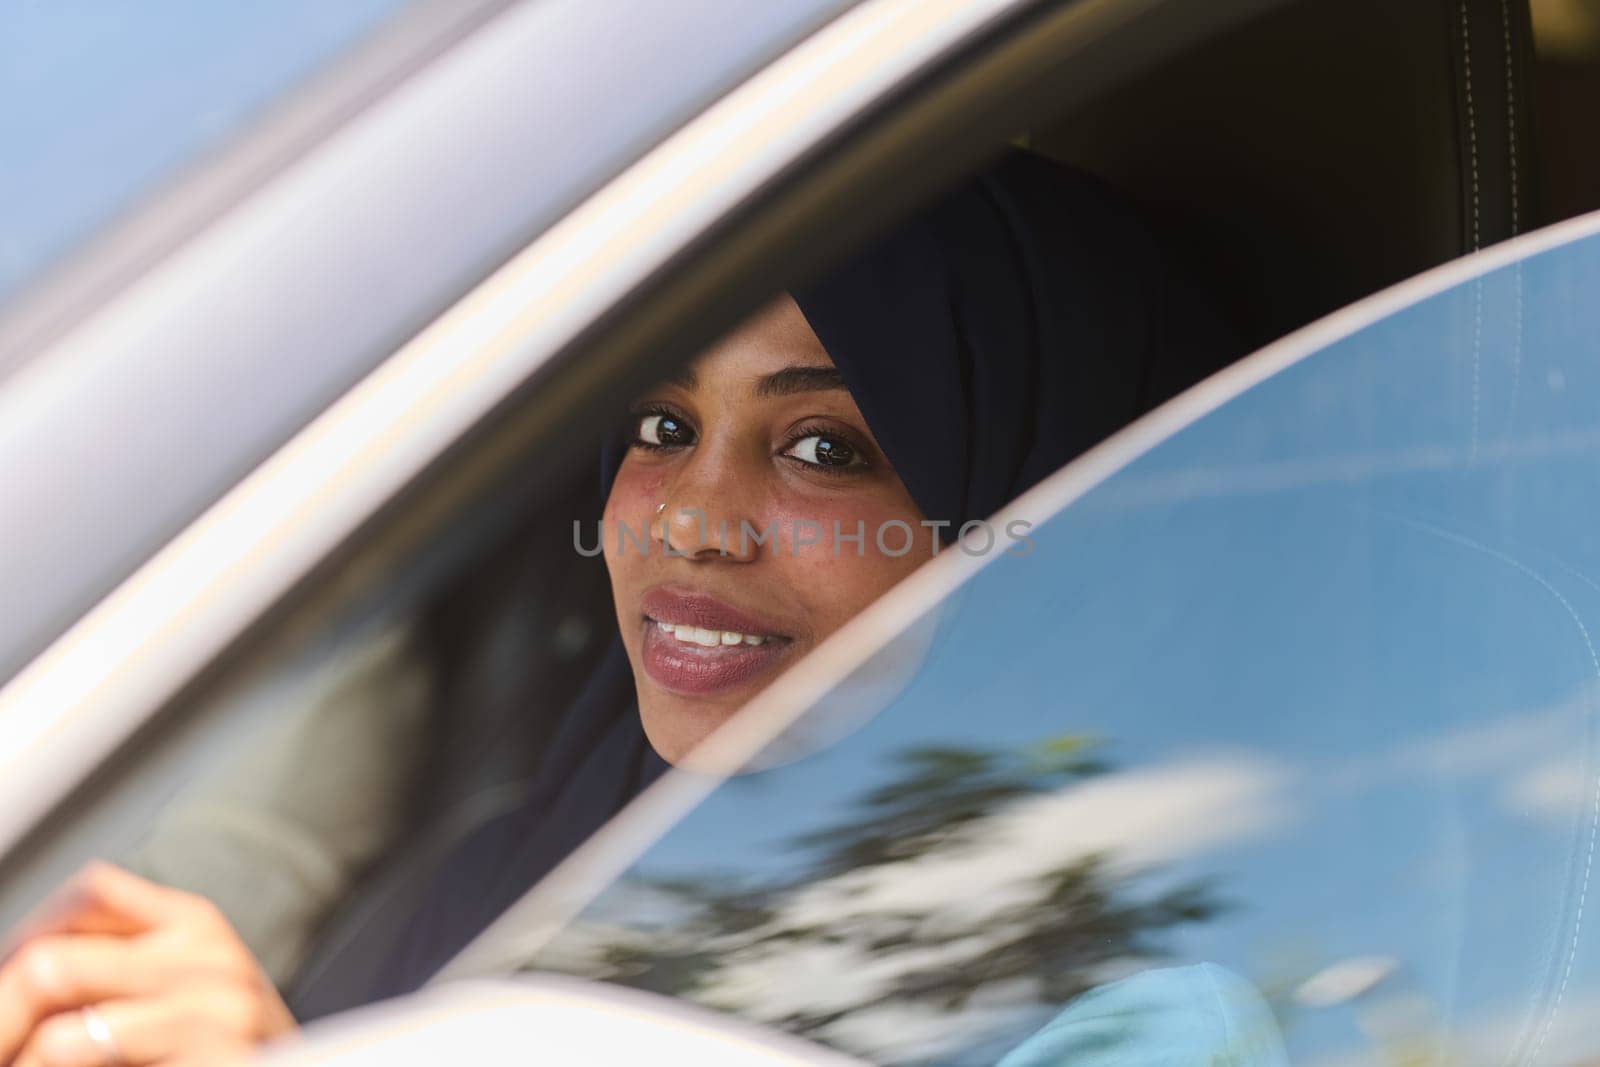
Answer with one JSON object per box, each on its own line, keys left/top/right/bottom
{"left": 637, "top": 693, "right": 745, "bottom": 766}
{"left": 629, "top": 627, "right": 805, "bottom": 764}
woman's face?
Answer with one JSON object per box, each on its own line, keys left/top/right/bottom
{"left": 604, "top": 294, "right": 932, "bottom": 763}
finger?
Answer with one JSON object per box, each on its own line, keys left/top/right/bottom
{"left": 4, "top": 865, "right": 191, "bottom": 953}
{"left": 68, "top": 865, "right": 191, "bottom": 924}
{"left": 0, "top": 936, "right": 167, "bottom": 1061}
{"left": 0, "top": 927, "right": 277, "bottom": 1061}
{"left": 12, "top": 988, "right": 265, "bottom": 1067}
{"left": 11, "top": 1003, "right": 139, "bottom": 1067}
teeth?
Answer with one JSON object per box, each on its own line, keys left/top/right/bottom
{"left": 670, "top": 626, "right": 719, "bottom": 648}
{"left": 656, "top": 621, "right": 769, "bottom": 648}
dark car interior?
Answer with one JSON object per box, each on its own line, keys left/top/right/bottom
{"left": 283, "top": 0, "right": 1600, "bottom": 1010}
{"left": 1036, "top": 0, "right": 1539, "bottom": 348}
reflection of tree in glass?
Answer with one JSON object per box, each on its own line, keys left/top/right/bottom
{"left": 800, "top": 738, "right": 1111, "bottom": 877}
{"left": 537, "top": 737, "right": 1226, "bottom": 1062}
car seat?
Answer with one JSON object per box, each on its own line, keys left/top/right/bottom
{"left": 1035, "top": 0, "right": 1541, "bottom": 348}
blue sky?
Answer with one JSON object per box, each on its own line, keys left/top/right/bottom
{"left": 0, "top": 0, "right": 412, "bottom": 304}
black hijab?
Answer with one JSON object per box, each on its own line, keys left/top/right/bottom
{"left": 790, "top": 147, "right": 1236, "bottom": 535}
{"left": 301, "top": 150, "right": 1236, "bottom": 1014}
{"left": 599, "top": 148, "right": 1234, "bottom": 528}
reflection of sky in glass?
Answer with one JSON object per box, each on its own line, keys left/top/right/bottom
{"left": 529, "top": 234, "right": 1600, "bottom": 1065}
{"left": 0, "top": 0, "right": 413, "bottom": 306}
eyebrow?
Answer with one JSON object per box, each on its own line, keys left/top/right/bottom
{"left": 752, "top": 366, "right": 847, "bottom": 399}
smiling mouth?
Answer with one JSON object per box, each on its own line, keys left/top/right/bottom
{"left": 639, "top": 614, "right": 795, "bottom": 696}
{"left": 650, "top": 618, "right": 777, "bottom": 647}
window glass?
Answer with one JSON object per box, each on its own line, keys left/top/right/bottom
{"left": 519, "top": 232, "right": 1600, "bottom": 1066}
{"left": 0, "top": 0, "right": 416, "bottom": 306}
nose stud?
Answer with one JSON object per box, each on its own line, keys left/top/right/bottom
{"left": 656, "top": 502, "right": 667, "bottom": 515}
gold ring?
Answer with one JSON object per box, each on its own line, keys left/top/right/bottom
{"left": 81, "top": 1005, "right": 126, "bottom": 1067}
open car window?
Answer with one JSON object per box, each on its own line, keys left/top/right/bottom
{"left": 458, "top": 220, "right": 1600, "bottom": 1066}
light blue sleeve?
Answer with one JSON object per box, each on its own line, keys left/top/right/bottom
{"left": 996, "top": 963, "right": 1291, "bottom": 1067}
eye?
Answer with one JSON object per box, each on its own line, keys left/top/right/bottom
{"left": 784, "top": 432, "right": 862, "bottom": 470}
{"left": 634, "top": 410, "right": 695, "bottom": 448}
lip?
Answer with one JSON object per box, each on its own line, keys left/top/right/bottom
{"left": 639, "top": 586, "right": 795, "bottom": 696}
{"left": 640, "top": 587, "right": 788, "bottom": 638}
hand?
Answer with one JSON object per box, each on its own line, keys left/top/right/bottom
{"left": 0, "top": 862, "right": 296, "bottom": 1066}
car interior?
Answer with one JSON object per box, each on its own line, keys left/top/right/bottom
{"left": 4, "top": 0, "right": 1599, "bottom": 1032}
{"left": 285, "top": 0, "right": 1587, "bottom": 1009}
{"left": 1037, "top": 0, "right": 1539, "bottom": 348}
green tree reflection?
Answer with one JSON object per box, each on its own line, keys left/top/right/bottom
{"left": 543, "top": 737, "right": 1227, "bottom": 1060}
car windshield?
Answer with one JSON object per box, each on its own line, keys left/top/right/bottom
{"left": 464, "top": 222, "right": 1600, "bottom": 1065}
{"left": 0, "top": 0, "right": 417, "bottom": 309}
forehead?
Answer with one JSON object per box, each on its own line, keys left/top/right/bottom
{"left": 691, "top": 293, "right": 833, "bottom": 380}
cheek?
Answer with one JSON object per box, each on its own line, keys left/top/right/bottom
{"left": 602, "top": 463, "right": 666, "bottom": 568}
{"left": 763, "top": 490, "right": 929, "bottom": 639}
{"left": 606, "top": 461, "right": 667, "bottom": 519}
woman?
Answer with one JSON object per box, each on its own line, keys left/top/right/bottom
{"left": 0, "top": 148, "right": 1235, "bottom": 1065}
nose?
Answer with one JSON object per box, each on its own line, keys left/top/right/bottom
{"left": 657, "top": 448, "right": 762, "bottom": 563}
